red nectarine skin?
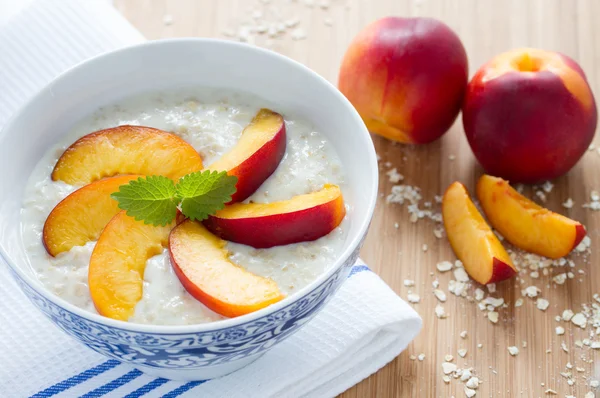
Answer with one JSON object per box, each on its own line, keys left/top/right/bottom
{"left": 463, "top": 49, "right": 597, "bottom": 182}
{"left": 208, "top": 109, "right": 286, "bottom": 203}
{"left": 338, "top": 17, "right": 468, "bottom": 144}
{"left": 489, "top": 257, "right": 517, "bottom": 284}
{"left": 203, "top": 185, "right": 345, "bottom": 248}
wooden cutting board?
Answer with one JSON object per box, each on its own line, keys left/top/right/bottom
{"left": 115, "top": 1, "right": 600, "bottom": 396}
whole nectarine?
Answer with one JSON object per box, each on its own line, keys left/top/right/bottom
{"left": 463, "top": 48, "right": 597, "bottom": 182}
{"left": 338, "top": 17, "right": 468, "bottom": 144}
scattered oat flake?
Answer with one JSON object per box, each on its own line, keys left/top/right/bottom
{"left": 553, "top": 273, "right": 567, "bottom": 285}
{"left": 464, "top": 386, "right": 476, "bottom": 397}
{"left": 433, "top": 227, "right": 444, "bottom": 238}
{"left": 434, "top": 289, "right": 447, "bottom": 302}
{"left": 475, "top": 288, "right": 484, "bottom": 301}
{"left": 418, "top": 353, "right": 425, "bottom": 361}
{"left": 563, "top": 198, "right": 574, "bottom": 208}
{"left": 460, "top": 331, "right": 468, "bottom": 339}
{"left": 437, "top": 261, "right": 453, "bottom": 272}
{"left": 409, "top": 354, "right": 416, "bottom": 360}
{"left": 488, "top": 311, "right": 499, "bottom": 323}
{"left": 483, "top": 297, "right": 504, "bottom": 307}
{"left": 435, "top": 304, "right": 446, "bottom": 319}
{"left": 291, "top": 28, "right": 307, "bottom": 40}
{"left": 525, "top": 286, "right": 540, "bottom": 298}
{"left": 487, "top": 283, "right": 496, "bottom": 293}
{"left": 544, "top": 389, "right": 558, "bottom": 395}
{"left": 422, "top": 244, "right": 428, "bottom": 252}
{"left": 466, "top": 376, "right": 479, "bottom": 389}
{"left": 515, "top": 298, "right": 523, "bottom": 307}
{"left": 454, "top": 268, "right": 469, "bottom": 282}
{"left": 407, "top": 294, "right": 420, "bottom": 303}
{"left": 461, "top": 369, "right": 472, "bottom": 381}
{"left": 561, "top": 342, "right": 569, "bottom": 352}
{"left": 448, "top": 154, "right": 456, "bottom": 161}
{"left": 562, "top": 309, "right": 574, "bottom": 321}
{"left": 585, "top": 392, "right": 595, "bottom": 398}
{"left": 458, "top": 348, "right": 467, "bottom": 358}
{"left": 442, "top": 375, "right": 451, "bottom": 383}
{"left": 386, "top": 168, "right": 404, "bottom": 183}
{"left": 572, "top": 313, "right": 587, "bottom": 328}
{"left": 442, "top": 362, "right": 457, "bottom": 374}
{"left": 162, "top": 14, "right": 173, "bottom": 25}
{"left": 555, "top": 326, "right": 565, "bottom": 335}
{"left": 477, "top": 343, "right": 483, "bottom": 348}
{"left": 537, "top": 298, "right": 550, "bottom": 311}
{"left": 403, "top": 279, "right": 415, "bottom": 287}
{"left": 444, "top": 354, "right": 454, "bottom": 362}
{"left": 591, "top": 380, "right": 600, "bottom": 388}
{"left": 508, "top": 346, "right": 519, "bottom": 356}
{"left": 591, "top": 341, "right": 600, "bottom": 349}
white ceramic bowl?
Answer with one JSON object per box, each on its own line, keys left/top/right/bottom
{"left": 0, "top": 39, "right": 377, "bottom": 380}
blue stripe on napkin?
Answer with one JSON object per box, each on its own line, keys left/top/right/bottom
{"left": 30, "top": 359, "right": 121, "bottom": 397}
{"left": 79, "top": 369, "right": 143, "bottom": 398}
{"left": 123, "top": 378, "right": 169, "bottom": 398}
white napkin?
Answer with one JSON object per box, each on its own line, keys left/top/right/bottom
{"left": 0, "top": 1, "right": 422, "bottom": 397}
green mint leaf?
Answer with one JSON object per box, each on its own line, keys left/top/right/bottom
{"left": 111, "top": 175, "right": 179, "bottom": 226}
{"left": 176, "top": 170, "right": 238, "bottom": 221}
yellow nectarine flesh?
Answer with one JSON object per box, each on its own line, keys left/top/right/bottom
{"left": 442, "top": 182, "right": 516, "bottom": 285}
{"left": 52, "top": 125, "right": 203, "bottom": 185}
{"left": 88, "top": 211, "right": 180, "bottom": 321}
{"left": 476, "top": 174, "right": 586, "bottom": 259}
{"left": 169, "top": 220, "right": 284, "bottom": 318}
{"left": 43, "top": 175, "right": 140, "bottom": 256}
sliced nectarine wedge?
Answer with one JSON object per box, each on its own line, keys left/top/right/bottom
{"left": 43, "top": 175, "right": 140, "bottom": 256}
{"left": 169, "top": 220, "right": 284, "bottom": 317}
{"left": 89, "top": 211, "right": 181, "bottom": 321}
{"left": 203, "top": 184, "right": 345, "bottom": 248}
{"left": 476, "top": 174, "right": 586, "bottom": 259}
{"left": 442, "top": 182, "right": 516, "bottom": 285}
{"left": 52, "top": 125, "right": 203, "bottom": 185}
{"left": 207, "top": 109, "right": 286, "bottom": 203}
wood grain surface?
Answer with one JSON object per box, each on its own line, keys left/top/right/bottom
{"left": 114, "top": 1, "right": 600, "bottom": 396}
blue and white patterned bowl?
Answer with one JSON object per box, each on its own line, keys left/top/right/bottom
{"left": 0, "top": 39, "right": 378, "bottom": 380}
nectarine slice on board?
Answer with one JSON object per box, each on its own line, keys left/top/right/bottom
{"left": 442, "top": 182, "right": 516, "bottom": 285}
{"left": 169, "top": 220, "right": 284, "bottom": 318}
{"left": 52, "top": 125, "right": 203, "bottom": 185}
{"left": 476, "top": 174, "right": 586, "bottom": 259}
{"left": 43, "top": 175, "right": 140, "bottom": 256}
{"left": 207, "top": 109, "right": 286, "bottom": 203}
{"left": 89, "top": 211, "right": 181, "bottom": 321}
{"left": 203, "top": 184, "right": 346, "bottom": 248}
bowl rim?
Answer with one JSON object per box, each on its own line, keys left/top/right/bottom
{"left": 0, "top": 37, "right": 378, "bottom": 335}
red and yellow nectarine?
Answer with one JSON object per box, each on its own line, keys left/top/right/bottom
{"left": 339, "top": 17, "right": 468, "bottom": 144}
{"left": 89, "top": 211, "right": 182, "bottom": 321}
{"left": 203, "top": 184, "right": 345, "bottom": 248}
{"left": 442, "top": 182, "right": 516, "bottom": 285}
{"left": 476, "top": 174, "right": 586, "bottom": 259}
{"left": 463, "top": 48, "right": 597, "bottom": 182}
{"left": 208, "top": 108, "right": 286, "bottom": 203}
{"left": 169, "top": 220, "right": 284, "bottom": 318}
{"left": 52, "top": 125, "right": 203, "bottom": 185}
{"left": 43, "top": 175, "right": 140, "bottom": 256}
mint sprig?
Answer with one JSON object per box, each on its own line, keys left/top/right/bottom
{"left": 111, "top": 171, "right": 238, "bottom": 226}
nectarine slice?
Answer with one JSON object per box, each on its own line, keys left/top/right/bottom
{"left": 476, "top": 174, "right": 586, "bottom": 259}
{"left": 207, "top": 109, "right": 286, "bottom": 203}
{"left": 52, "top": 125, "right": 203, "bottom": 185}
{"left": 203, "top": 184, "right": 346, "bottom": 248}
{"left": 442, "top": 182, "right": 516, "bottom": 285}
{"left": 169, "top": 220, "right": 284, "bottom": 318}
{"left": 89, "top": 211, "right": 180, "bottom": 321}
{"left": 43, "top": 175, "right": 140, "bottom": 256}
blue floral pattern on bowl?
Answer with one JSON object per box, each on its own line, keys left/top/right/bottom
{"left": 8, "top": 244, "right": 360, "bottom": 370}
